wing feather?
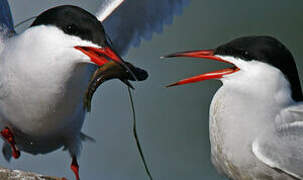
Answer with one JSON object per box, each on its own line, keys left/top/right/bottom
{"left": 0, "top": 0, "right": 14, "bottom": 37}
{"left": 252, "top": 103, "right": 303, "bottom": 179}
{"left": 96, "top": 0, "right": 189, "bottom": 56}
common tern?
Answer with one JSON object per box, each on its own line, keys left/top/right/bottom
{"left": 0, "top": 0, "right": 189, "bottom": 179}
{"left": 164, "top": 36, "right": 303, "bottom": 180}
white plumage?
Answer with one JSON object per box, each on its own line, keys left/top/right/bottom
{"left": 209, "top": 56, "right": 298, "bottom": 179}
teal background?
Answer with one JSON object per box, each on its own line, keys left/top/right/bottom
{"left": 3, "top": 1, "right": 303, "bottom": 179}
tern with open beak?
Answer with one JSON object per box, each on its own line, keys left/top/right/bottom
{"left": 164, "top": 36, "right": 303, "bottom": 180}
{"left": 0, "top": 0, "right": 188, "bottom": 179}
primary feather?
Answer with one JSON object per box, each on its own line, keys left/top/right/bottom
{"left": 97, "top": 0, "right": 189, "bottom": 55}
{"left": 0, "top": 0, "right": 14, "bottom": 34}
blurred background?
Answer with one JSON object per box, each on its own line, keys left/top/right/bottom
{"left": 4, "top": 0, "right": 303, "bottom": 179}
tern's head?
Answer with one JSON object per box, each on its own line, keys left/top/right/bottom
{"left": 17, "top": 5, "right": 147, "bottom": 87}
{"left": 164, "top": 36, "right": 302, "bottom": 101}
{"left": 30, "top": 5, "right": 121, "bottom": 66}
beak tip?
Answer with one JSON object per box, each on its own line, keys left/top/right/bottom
{"left": 166, "top": 83, "right": 178, "bottom": 88}
{"left": 161, "top": 54, "right": 175, "bottom": 59}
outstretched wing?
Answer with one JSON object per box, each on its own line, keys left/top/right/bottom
{"left": 96, "top": 0, "right": 189, "bottom": 56}
{"left": 252, "top": 103, "right": 303, "bottom": 179}
{"left": 0, "top": 0, "right": 14, "bottom": 37}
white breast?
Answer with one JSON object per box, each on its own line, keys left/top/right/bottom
{"left": 0, "top": 26, "right": 94, "bottom": 140}
{"left": 208, "top": 66, "right": 295, "bottom": 179}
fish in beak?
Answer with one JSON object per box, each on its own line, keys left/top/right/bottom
{"left": 84, "top": 61, "right": 148, "bottom": 111}
{"left": 75, "top": 43, "right": 139, "bottom": 81}
{"left": 162, "top": 49, "right": 240, "bottom": 87}
{"left": 74, "top": 43, "right": 147, "bottom": 111}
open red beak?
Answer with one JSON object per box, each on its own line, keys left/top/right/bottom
{"left": 162, "top": 49, "right": 240, "bottom": 87}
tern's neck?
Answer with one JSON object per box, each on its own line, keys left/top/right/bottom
{"left": 211, "top": 73, "right": 295, "bottom": 132}
{"left": 222, "top": 81, "right": 293, "bottom": 108}
{"left": 209, "top": 77, "right": 293, "bottom": 155}
{"left": 221, "top": 64, "right": 296, "bottom": 108}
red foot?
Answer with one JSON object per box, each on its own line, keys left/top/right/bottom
{"left": 0, "top": 127, "right": 20, "bottom": 159}
{"left": 71, "top": 156, "right": 80, "bottom": 180}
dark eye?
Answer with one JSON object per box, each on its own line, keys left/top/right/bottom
{"left": 64, "top": 24, "right": 79, "bottom": 35}
{"left": 241, "top": 50, "right": 252, "bottom": 60}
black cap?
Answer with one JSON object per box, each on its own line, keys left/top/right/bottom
{"left": 31, "top": 5, "right": 107, "bottom": 47}
{"left": 215, "top": 36, "right": 302, "bottom": 101}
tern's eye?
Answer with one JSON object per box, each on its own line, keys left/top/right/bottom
{"left": 64, "top": 24, "right": 80, "bottom": 35}
{"left": 240, "top": 50, "right": 253, "bottom": 60}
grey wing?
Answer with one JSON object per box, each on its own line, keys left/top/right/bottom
{"left": 0, "top": 0, "right": 14, "bottom": 37}
{"left": 96, "top": 0, "right": 189, "bottom": 56}
{"left": 252, "top": 103, "right": 303, "bottom": 179}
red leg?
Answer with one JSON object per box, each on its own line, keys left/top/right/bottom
{"left": 71, "top": 156, "right": 80, "bottom": 180}
{"left": 0, "top": 127, "right": 20, "bottom": 159}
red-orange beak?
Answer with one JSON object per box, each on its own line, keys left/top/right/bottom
{"left": 74, "top": 46, "right": 122, "bottom": 66}
{"left": 162, "top": 49, "right": 240, "bottom": 87}
{"left": 75, "top": 45, "right": 139, "bottom": 81}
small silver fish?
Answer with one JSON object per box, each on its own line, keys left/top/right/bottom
{"left": 84, "top": 61, "right": 148, "bottom": 111}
